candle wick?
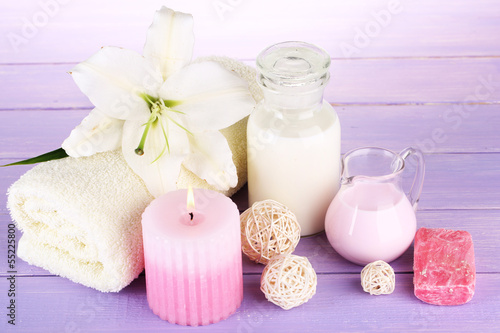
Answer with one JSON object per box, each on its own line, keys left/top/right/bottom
{"left": 189, "top": 212, "right": 194, "bottom": 220}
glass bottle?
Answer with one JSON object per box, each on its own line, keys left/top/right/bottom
{"left": 247, "top": 41, "right": 341, "bottom": 236}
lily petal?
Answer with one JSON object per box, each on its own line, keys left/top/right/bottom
{"left": 182, "top": 131, "right": 237, "bottom": 191}
{"left": 143, "top": 7, "right": 194, "bottom": 80}
{"left": 159, "top": 61, "right": 255, "bottom": 132}
{"left": 62, "top": 108, "right": 124, "bottom": 157}
{"left": 71, "top": 46, "right": 163, "bottom": 121}
{"left": 122, "top": 115, "right": 190, "bottom": 197}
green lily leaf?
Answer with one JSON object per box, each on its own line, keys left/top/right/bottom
{"left": 1, "top": 148, "right": 68, "bottom": 167}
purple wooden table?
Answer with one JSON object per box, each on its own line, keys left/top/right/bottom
{"left": 1, "top": 1, "right": 499, "bottom": 332}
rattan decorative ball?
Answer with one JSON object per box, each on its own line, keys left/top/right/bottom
{"left": 240, "top": 199, "right": 301, "bottom": 264}
{"left": 360, "top": 260, "right": 395, "bottom": 295}
{"left": 260, "top": 254, "right": 317, "bottom": 310}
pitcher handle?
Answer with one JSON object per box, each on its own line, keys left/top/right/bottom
{"left": 399, "top": 147, "right": 425, "bottom": 211}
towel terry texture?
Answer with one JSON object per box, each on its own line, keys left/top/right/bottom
{"left": 7, "top": 57, "right": 262, "bottom": 292}
{"left": 8, "top": 150, "right": 153, "bottom": 292}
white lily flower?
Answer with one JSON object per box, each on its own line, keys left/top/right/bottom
{"left": 62, "top": 7, "right": 255, "bottom": 197}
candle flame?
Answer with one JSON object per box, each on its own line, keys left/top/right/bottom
{"left": 186, "top": 185, "right": 195, "bottom": 212}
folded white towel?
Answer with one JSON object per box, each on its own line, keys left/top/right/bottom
{"left": 7, "top": 57, "right": 261, "bottom": 292}
{"left": 8, "top": 150, "right": 153, "bottom": 292}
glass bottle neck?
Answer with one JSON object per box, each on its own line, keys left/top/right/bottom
{"left": 260, "top": 79, "right": 327, "bottom": 111}
{"left": 256, "top": 41, "right": 331, "bottom": 112}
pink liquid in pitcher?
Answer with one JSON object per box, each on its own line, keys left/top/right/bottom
{"left": 325, "top": 182, "right": 416, "bottom": 265}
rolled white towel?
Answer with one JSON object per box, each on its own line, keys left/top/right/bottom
{"left": 8, "top": 150, "right": 153, "bottom": 292}
{"left": 7, "top": 57, "right": 261, "bottom": 292}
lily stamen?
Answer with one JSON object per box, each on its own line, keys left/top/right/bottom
{"left": 135, "top": 120, "right": 153, "bottom": 155}
{"left": 135, "top": 98, "right": 192, "bottom": 157}
{"left": 135, "top": 103, "right": 160, "bottom": 156}
{"left": 151, "top": 121, "right": 170, "bottom": 163}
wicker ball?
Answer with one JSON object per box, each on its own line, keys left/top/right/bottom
{"left": 240, "top": 200, "right": 301, "bottom": 264}
{"left": 260, "top": 254, "right": 317, "bottom": 310}
{"left": 360, "top": 260, "right": 395, "bottom": 295}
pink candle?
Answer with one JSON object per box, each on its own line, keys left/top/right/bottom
{"left": 141, "top": 188, "right": 243, "bottom": 326}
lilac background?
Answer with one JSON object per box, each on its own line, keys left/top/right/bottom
{"left": 1, "top": 0, "right": 499, "bottom": 331}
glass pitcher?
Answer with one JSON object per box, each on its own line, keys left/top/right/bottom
{"left": 324, "top": 147, "right": 425, "bottom": 265}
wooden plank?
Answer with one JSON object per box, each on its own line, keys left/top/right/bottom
{"left": 3, "top": 208, "right": 499, "bottom": 276}
{"left": 2, "top": 152, "right": 500, "bottom": 212}
{"left": 223, "top": 209, "right": 500, "bottom": 275}
{"left": 329, "top": 57, "right": 500, "bottom": 105}
{"left": 233, "top": 154, "right": 500, "bottom": 211}
{"left": 0, "top": 64, "right": 89, "bottom": 110}
{"left": 2, "top": 58, "right": 499, "bottom": 109}
{"left": 1, "top": 0, "right": 500, "bottom": 63}
{"left": 337, "top": 104, "right": 500, "bottom": 154}
{"left": 419, "top": 153, "right": 500, "bottom": 210}
{"left": 0, "top": 110, "right": 86, "bottom": 158}
{"left": 0, "top": 104, "right": 498, "bottom": 160}
{"left": 0, "top": 274, "right": 497, "bottom": 332}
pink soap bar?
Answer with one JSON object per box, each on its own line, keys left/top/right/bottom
{"left": 413, "top": 227, "right": 475, "bottom": 305}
